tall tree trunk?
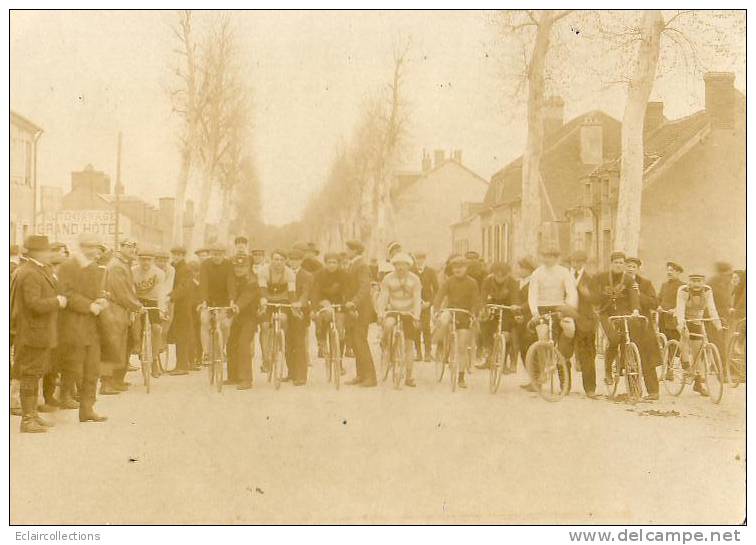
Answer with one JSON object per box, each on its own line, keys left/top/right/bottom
{"left": 613, "top": 10, "right": 664, "bottom": 256}
{"left": 173, "top": 147, "right": 191, "bottom": 245}
{"left": 519, "top": 11, "right": 554, "bottom": 258}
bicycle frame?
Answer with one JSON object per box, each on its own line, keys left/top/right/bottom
{"left": 140, "top": 306, "right": 161, "bottom": 393}
{"left": 383, "top": 310, "right": 414, "bottom": 388}
{"left": 607, "top": 314, "right": 647, "bottom": 400}
{"left": 206, "top": 306, "right": 233, "bottom": 392}
{"left": 262, "top": 303, "right": 294, "bottom": 388}
{"left": 317, "top": 304, "right": 344, "bottom": 387}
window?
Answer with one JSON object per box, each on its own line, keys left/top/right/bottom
{"left": 602, "top": 229, "right": 612, "bottom": 267}
{"left": 601, "top": 178, "right": 610, "bottom": 202}
{"left": 585, "top": 231, "right": 594, "bottom": 259}
{"left": 584, "top": 182, "right": 592, "bottom": 206}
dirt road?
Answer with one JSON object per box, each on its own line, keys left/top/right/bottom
{"left": 10, "top": 350, "right": 745, "bottom": 524}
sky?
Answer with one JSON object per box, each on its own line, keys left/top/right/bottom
{"left": 10, "top": 10, "right": 746, "bottom": 226}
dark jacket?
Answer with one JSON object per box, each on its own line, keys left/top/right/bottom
{"left": 302, "top": 257, "right": 323, "bottom": 275}
{"left": 311, "top": 268, "right": 349, "bottom": 306}
{"left": 199, "top": 259, "right": 233, "bottom": 307}
{"left": 659, "top": 278, "right": 684, "bottom": 330}
{"left": 592, "top": 271, "right": 640, "bottom": 317}
{"left": 346, "top": 256, "right": 376, "bottom": 322}
{"left": 572, "top": 269, "right": 596, "bottom": 333}
{"left": 707, "top": 273, "right": 733, "bottom": 318}
{"left": 412, "top": 265, "right": 439, "bottom": 303}
{"left": 232, "top": 274, "right": 260, "bottom": 322}
{"left": 58, "top": 254, "right": 105, "bottom": 346}
{"left": 11, "top": 259, "right": 60, "bottom": 349}
{"left": 630, "top": 274, "right": 658, "bottom": 318}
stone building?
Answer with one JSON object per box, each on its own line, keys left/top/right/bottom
{"left": 10, "top": 111, "right": 43, "bottom": 245}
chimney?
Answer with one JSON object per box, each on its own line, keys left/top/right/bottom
{"left": 644, "top": 102, "right": 664, "bottom": 134}
{"left": 543, "top": 96, "right": 565, "bottom": 136}
{"left": 433, "top": 149, "right": 445, "bottom": 168}
{"left": 704, "top": 71, "right": 735, "bottom": 129}
{"left": 580, "top": 116, "right": 603, "bottom": 165}
{"left": 421, "top": 149, "right": 432, "bottom": 172}
{"left": 452, "top": 149, "right": 463, "bottom": 164}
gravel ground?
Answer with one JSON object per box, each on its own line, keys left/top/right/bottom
{"left": 10, "top": 334, "right": 746, "bottom": 524}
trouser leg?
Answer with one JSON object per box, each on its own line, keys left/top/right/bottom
{"left": 79, "top": 344, "right": 101, "bottom": 417}
{"left": 227, "top": 321, "right": 241, "bottom": 383}
{"left": 236, "top": 321, "right": 256, "bottom": 384}
{"left": 350, "top": 318, "right": 375, "bottom": 382}
{"left": 576, "top": 328, "right": 597, "bottom": 394}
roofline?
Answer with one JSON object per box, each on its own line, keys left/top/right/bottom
{"left": 10, "top": 111, "right": 44, "bottom": 134}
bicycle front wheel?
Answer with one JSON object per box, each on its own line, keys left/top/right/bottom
{"left": 273, "top": 331, "right": 286, "bottom": 390}
{"left": 449, "top": 333, "right": 458, "bottom": 392}
{"left": 726, "top": 334, "right": 745, "bottom": 388}
{"left": 392, "top": 331, "right": 405, "bottom": 390}
{"left": 624, "top": 342, "right": 643, "bottom": 402}
{"left": 662, "top": 340, "right": 685, "bottom": 396}
{"left": 324, "top": 332, "right": 333, "bottom": 383}
{"left": 489, "top": 335, "right": 504, "bottom": 394}
{"left": 213, "top": 327, "right": 223, "bottom": 393}
{"left": 704, "top": 343, "right": 724, "bottom": 404}
{"left": 330, "top": 327, "right": 341, "bottom": 391}
{"left": 142, "top": 324, "right": 152, "bottom": 394}
{"left": 434, "top": 340, "right": 446, "bottom": 382}
{"left": 527, "top": 342, "right": 568, "bottom": 402}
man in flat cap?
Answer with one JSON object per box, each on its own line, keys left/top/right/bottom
{"left": 234, "top": 236, "right": 249, "bottom": 256}
{"left": 344, "top": 240, "right": 377, "bottom": 386}
{"left": 10, "top": 236, "right": 67, "bottom": 432}
{"left": 285, "top": 248, "right": 313, "bottom": 385}
{"left": 198, "top": 241, "right": 233, "bottom": 369}
{"left": 133, "top": 247, "right": 167, "bottom": 379}
{"left": 226, "top": 253, "right": 259, "bottom": 389}
{"left": 100, "top": 239, "right": 143, "bottom": 394}
{"left": 658, "top": 261, "right": 685, "bottom": 344}
{"left": 625, "top": 257, "right": 661, "bottom": 399}
{"left": 293, "top": 241, "right": 322, "bottom": 275}
{"left": 57, "top": 233, "right": 109, "bottom": 421}
{"left": 168, "top": 246, "right": 194, "bottom": 375}
{"left": 568, "top": 250, "right": 598, "bottom": 397}
{"left": 411, "top": 250, "right": 439, "bottom": 362}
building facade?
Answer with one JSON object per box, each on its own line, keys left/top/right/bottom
{"left": 10, "top": 111, "right": 43, "bottom": 245}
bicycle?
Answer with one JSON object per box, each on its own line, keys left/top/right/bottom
{"left": 260, "top": 303, "right": 294, "bottom": 390}
{"left": 724, "top": 315, "right": 745, "bottom": 388}
{"left": 663, "top": 318, "right": 724, "bottom": 403}
{"left": 605, "top": 314, "right": 647, "bottom": 402}
{"left": 485, "top": 304, "right": 518, "bottom": 394}
{"left": 206, "top": 306, "right": 233, "bottom": 393}
{"left": 652, "top": 308, "right": 673, "bottom": 355}
{"left": 525, "top": 311, "right": 571, "bottom": 402}
{"left": 380, "top": 310, "right": 415, "bottom": 390}
{"left": 139, "top": 306, "right": 161, "bottom": 394}
{"left": 317, "top": 304, "right": 345, "bottom": 390}
{"left": 433, "top": 308, "right": 475, "bottom": 392}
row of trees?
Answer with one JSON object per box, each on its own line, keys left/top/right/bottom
{"left": 168, "top": 10, "right": 262, "bottom": 249}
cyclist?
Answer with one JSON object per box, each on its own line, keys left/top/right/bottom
{"left": 411, "top": 251, "right": 438, "bottom": 362}
{"left": 476, "top": 262, "right": 520, "bottom": 370}
{"left": 675, "top": 273, "right": 723, "bottom": 397}
{"left": 197, "top": 242, "right": 233, "bottom": 370}
{"left": 658, "top": 261, "right": 685, "bottom": 342}
{"left": 376, "top": 252, "right": 422, "bottom": 387}
{"left": 286, "top": 249, "right": 312, "bottom": 385}
{"left": 625, "top": 257, "right": 661, "bottom": 399}
{"left": 132, "top": 248, "right": 166, "bottom": 379}
{"left": 523, "top": 244, "right": 578, "bottom": 390}
{"left": 226, "top": 253, "right": 259, "bottom": 390}
{"left": 311, "top": 252, "right": 349, "bottom": 358}
{"left": 257, "top": 249, "right": 298, "bottom": 378}
{"left": 593, "top": 251, "right": 642, "bottom": 390}
{"left": 431, "top": 255, "right": 480, "bottom": 389}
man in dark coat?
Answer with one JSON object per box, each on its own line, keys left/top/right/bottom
{"left": 58, "top": 233, "right": 110, "bottom": 422}
{"left": 10, "top": 236, "right": 67, "bottom": 432}
{"left": 512, "top": 257, "right": 537, "bottom": 378}
{"left": 625, "top": 257, "right": 660, "bottom": 399}
{"left": 344, "top": 240, "right": 377, "bottom": 387}
{"left": 411, "top": 251, "right": 439, "bottom": 362}
{"left": 227, "top": 254, "right": 259, "bottom": 389}
{"left": 286, "top": 249, "right": 313, "bottom": 385}
{"left": 658, "top": 262, "right": 684, "bottom": 342}
{"left": 168, "top": 246, "right": 194, "bottom": 375}
{"left": 568, "top": 251, "right": 598, "bottom": 398}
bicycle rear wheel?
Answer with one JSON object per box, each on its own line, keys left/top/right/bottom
{"left": 273, "top": 331, "right": 286, "bottom": 390}
{"left": 392, "top": 330, "right": 405, "bottom": 390}
{"left": 624, "top": 342, "right": 643, "bottom": 402}
{"left": 489, "top": 335, "right": 504, "bottom": 394}
{"left": 662, "top": 340, "right": 685, "bottom": 396}
{"left": 449, "top": 333, "right": 458, "bottom": 392}
{"left": 704, "top": 343, "right": 724, "bottom": 404}
{"left": 726, "top": 334, "right": 745, "bottom": 388}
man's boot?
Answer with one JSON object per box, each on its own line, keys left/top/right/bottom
{"left": 457, "top": 372, "right": 467, "bottom": 389}
{"left": 20, "top": 396, "right": 47, "bottom": 433}
{"left": 693, "top": 377, "right": 709, "bottom": 397}
{"left": 99, "top": 377, "right": 121, "bottom": 396}
{"left": 79, "top": 402, "right": 108, "bottom": 423}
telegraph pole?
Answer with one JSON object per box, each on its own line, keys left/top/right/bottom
{"left": 114, "top": 132, "right": 122, "bottom": 248}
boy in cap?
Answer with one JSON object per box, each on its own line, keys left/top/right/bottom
{"left": 376, "top": 252, "right": 422, "bottom": 387}
{"left": 10, "top": 236, "right": 67, "bottom": 432}
{"left": 658, "top": 262, "right": 684, "bottom": 342}
{"left": 197, "top": 242, "right": 233, "bottom": 366}
{"left": 625, "top": 257, "right": 661, "bottom": 399}
{"left": 675, "top": 273, "right": 723, "bottom": 397}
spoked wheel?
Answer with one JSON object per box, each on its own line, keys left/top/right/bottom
{"left": 273, "top": 331, "right": 286, "bottom": 390}
{"left": 213, "top": 329, "right": 223, "bottom": 393}
{"left": 392, "top": 331, "right": 405, "bottom": 390}
{"left": 624, "top": 343, "right": 644, "bottom": 402}
{"left": 704, "top": 343, "right": 724, "bottom": 404}
{"left": 656, "top": 333, "right": 668, "bottom": 360}
{"left": 329, "top": 328, "right": 341, "bottom": 391}
{"left": 726, "top": 334, "right": 745, "bottom": 388}
{"left": 606, "top": 355, "right": 621, "bottom": 399}
{"left": 324, "top": 334, "right": 333, "bottom": 384}
{"left": 265, "top": 333, "right": 274, "bottom": 384}
{"left": 449, "top": 333, "right": 458, "bottom": 392}
{"left": 489, "top": 335, "right": 504, "bottom": 394}
{"left": 434, "top": 340, "right": 446, "bottom": 382}
{"left": 527, "top": 342, "right": 569, "bottom": 402}
{"left": 142, "top": 325, "right": 152, "bottom": 394}
{"left": 381, "top": 333, "right": 392, "bottom": 382}
{"left": 662, "top": 340, "right": 685, "bottom": 396}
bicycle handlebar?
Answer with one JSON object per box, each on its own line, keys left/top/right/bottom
{"left": 383, "top": 310, "right": 417, "bottom": 318}
{"left": 142, "top": 306, "right": 161, "bottom": 310}
{"left": 684, "top": 318, "right": 719, "bottom": 323}
{"left": 656, "top": 308, "right": 675, "bottom": 315}
{"left": 609, "top": 314, "right": 648, "bottom": 323}
{"left": 316, "top": 304, "right": 344, "bottom": 316}
{"left": 206, "top": 306, "right": 234, "bottom": 311}
{"left": 486, "top": 304, "right": 518, "bottom": 311}
{"left": 434, "top": 308, "right": 474, "bottom": 319}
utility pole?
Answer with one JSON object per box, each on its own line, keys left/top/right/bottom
{"left": 114, "top": 132, "right": 122, "bottom": 248}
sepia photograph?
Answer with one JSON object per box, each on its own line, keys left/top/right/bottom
{"left": 6, "top": 6, "right": 748, "bottom": 529}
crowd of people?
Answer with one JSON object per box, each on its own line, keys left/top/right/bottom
{"left": 9, "top": 232, "right": 746, "bottom": 433}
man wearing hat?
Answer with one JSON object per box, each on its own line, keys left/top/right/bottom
{"left": 10, "top": 236, "right": 67, "bottom": 432}
{"left": 234, "top": 236, "right": 249, "bottom": 256}
{"left": 675, "top": 273, "right": 723, "bottom": 397}
{"left": 155, "top": 251, "right": 175, "bottom": 360}
{"left": 250, "top": 249, "right": 266, "bottom": 276}
{"left": 286, "top": 248, "right": 313, "bottom": 385}
{"left": 57, "top": 233, "right": 110, "bottom": 421}
{"left": 197, "top": 242, "right": 234, "bottom": 365}
{"left": 311, "top": 252, "right": 350, "bottom": 358}
{"left": 295, "top": 241, "right": 322, "bottom": 274}
{"left": 194, "top": 246, "right": 211, "bottom": 262}
{"left": 592, "top": 251, "right": 642, "bottom": 392}
{"left": 464, "top": 250, "right": 487, "bottom": 287}
{"left": 568, "top": 250, "right": 598, "bottom": 397}
{"left": 411, "top": 251, "right": 439, "bottom": 362}
{"left": 625, "top": 257, "right": 661, "bottom": 399}
{"left": 99, "top": 239, "right": 143, "bottom": 394}
{"left": 512, "top": 256, "right": 537, "bottom": 373}
{"left": 168, "top": 246, "right": 194, "bottom": 375}
{"left": 226, "top": 253, "right": 260, "bottom": 389}
{"left": 344, "top": 240, "right": 377, "bottom": 387}
{"left": 133, "top": 247, "right": 167, "bottom": 379}
{"left": 658, "top": 262, "right": 684, "bottom": 342}
{"left": 376, "top": 252, "right": 422, "bottom": 387}
{"left": 377, "top": 241, "right": 402, "bottom": 281}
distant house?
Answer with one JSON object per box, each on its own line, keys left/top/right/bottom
{"left": 452, "top": 97, "right": 622, "bottom": 264}
{"left": 573, "top": 71, "right": 745, "bottom": 284}
{"left": 10, "top": 111, "right": 43, "bottom": 245}
{"left": 319, "top": 149, "right": 488, "bottom": 264}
